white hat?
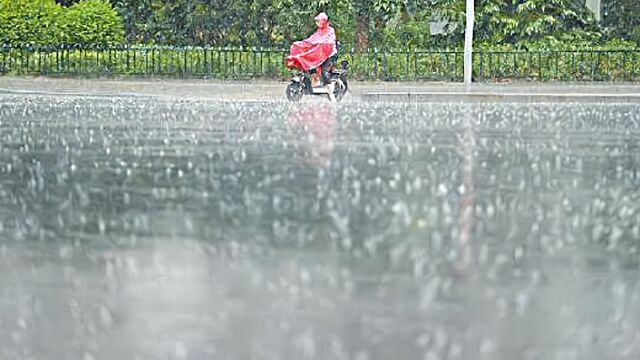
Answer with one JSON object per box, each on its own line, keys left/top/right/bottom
{"left": 314, "top": 12, "right": 328, "bottom": 21}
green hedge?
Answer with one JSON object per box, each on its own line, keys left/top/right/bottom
{"left": 0, "top": 0, "right": 124, "bottom": 46}
{"left": 472, "top": 50, "right": 640, "bottom": 81}
{"left": 1, "top": 45, "right": 640, "bottom": 81}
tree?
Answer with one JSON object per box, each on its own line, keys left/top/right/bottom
{"left": 601, "top": 0, "right": 640, "bottom": 43}
{"left": 110, "top": 0, "right": 154, "bottom": 42}
{"left": 352, "top": 0, "right": 408, "bottom": 49}
{"left": 104, "top": 0, "right": 607, "bottom": 48}
{"left": 430, "top": 0, "right": 598, "bottom": 48}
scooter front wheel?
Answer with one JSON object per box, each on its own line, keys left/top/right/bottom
{"left": 285, "top": 82, "right": 304, "bottom": 102}
{"left": 333, "top": 79, "right": 347, "bottom": 102}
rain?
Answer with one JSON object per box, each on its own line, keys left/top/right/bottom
{"left": 1, "top": 92, "right": 640, "bottom": 359}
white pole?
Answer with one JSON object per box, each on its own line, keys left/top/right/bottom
{"left": 463, "top": 0, "right": 474, "bottom": 87}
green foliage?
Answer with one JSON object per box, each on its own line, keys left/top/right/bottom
{"left": 0, "top": 0, "right": 65, "bottom": 45}
{"left": 430, "top": 0, "right": 599, "bottom": 47}
{"left": 64, "top": 0, "right": 124, "bottom": 45}
{"left": 0, "top": 0, "right": 124, "bottom": 45}
{"left": 601, "top": 0, "right": 640, "bottom": 44}
{"left": 0, "top": 0, "right": 624, "bottom": 51}
{"left": 602, "top": 38, "right": 638, "bottom": 50}
{"left": 519, "top": 30, "right": 603, "bottom": 50}
{"left": 108, "top": 0, "right": 425, "bottom": 49}
{"left": 105, "top": 0, "right": 639, "bottom": 51}
{"left": 2, "top": 0, "right": 639, "bottom": 54}
{"left": 382, "top": 8, "right": 432, "bottom": 48}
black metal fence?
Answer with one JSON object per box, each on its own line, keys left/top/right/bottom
{"left": 1, "top": 44, "right": 639, "bottom": 81}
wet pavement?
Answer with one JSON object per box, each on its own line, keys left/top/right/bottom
{"left": 1, "top": 91, "right": 640, "bottom": 360}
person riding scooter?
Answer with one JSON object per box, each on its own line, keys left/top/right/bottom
{"left": 286, "top": 13, "right": 338, "bottom": 97}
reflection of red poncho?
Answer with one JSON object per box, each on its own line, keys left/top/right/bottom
{"left": 287, "top": 104, "right": 336, "bottom": 167}
{"left": 286, "top": 26, "right": 337, "bottom": 71}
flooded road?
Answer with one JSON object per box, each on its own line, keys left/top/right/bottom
{"left": 1, "top": 95, "right": 640, "bottom": 359}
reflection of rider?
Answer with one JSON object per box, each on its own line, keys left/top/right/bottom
{"left": 286, "top": 103, "right": 336, "bottom": 168}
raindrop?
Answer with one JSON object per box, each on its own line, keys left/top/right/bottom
{"left": 300, "top": 269, "right": 312, "bottom": 285}
{"left": 295, "top": 330, "right": 316, "bottom": 359}
{"left": 513, "top": 246, "right": 525, "bottom": 261}
{"left": 437, "top": 184, "right": 448, "bottom": 196}
{"left": 99, "top": 305, "right": 113, "bottom": 327}
{"left": 174, "top": 342, "right": 188, "bottom": 360}
{"left": 479, "top": 339, "right": 494, "bottom": 356}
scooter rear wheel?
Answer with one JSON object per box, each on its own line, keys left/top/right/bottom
{"left": 285, "top": 82, "right": 304, "bottom": 102}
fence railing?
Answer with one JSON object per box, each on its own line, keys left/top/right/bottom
{"left": 1, "top": 44, "right": 639, "bottom": 81}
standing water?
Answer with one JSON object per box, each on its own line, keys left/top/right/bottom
{"left": 1, "top": 94, "right": 640, "bottom": 360}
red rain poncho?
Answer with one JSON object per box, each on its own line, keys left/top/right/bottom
{"left": 286, "top": 19, "right": 337, "bottom": 72}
